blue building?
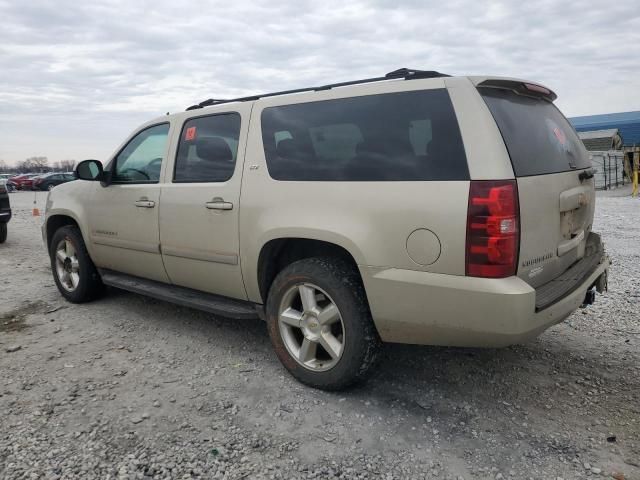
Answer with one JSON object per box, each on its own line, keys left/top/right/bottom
{"left": 570, "top": 111, "right": 640, "bottom": 186}
{"left": 569, "top": 111, "right": 640, "bottom": 147}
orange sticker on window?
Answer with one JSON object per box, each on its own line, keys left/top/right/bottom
{"left": 185, "top": 126, "right": 196, "bottom": 141}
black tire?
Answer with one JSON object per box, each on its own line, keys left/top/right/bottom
{"left": 0, "top": 222, "right": 6, "bottom": 243}
{"left": 49, "top": 225, "right": 104, "bottom": 303}
{"left": 266, "top": 257, "right": 381, "bottom": 390}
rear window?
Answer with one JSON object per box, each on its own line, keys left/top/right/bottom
{"left": 261, "top": 89, "right": 468, "bottom": 181}
{"left": 480, "top": 88, "right": 590, "bottom": 177}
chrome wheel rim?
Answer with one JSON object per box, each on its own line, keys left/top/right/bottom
{"left": 54, "top": 238, "right": 80, "bottom": 292}
{"left": 278, "top": 283, "right": 345, "bottom": 372}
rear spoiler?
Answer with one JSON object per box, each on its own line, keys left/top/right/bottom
{"left": 476, "top": 79, "right": 557, "bottom": 102}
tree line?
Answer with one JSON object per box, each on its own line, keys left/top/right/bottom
{"left": 0, "top": 157, "right": 77, "bottom": 174}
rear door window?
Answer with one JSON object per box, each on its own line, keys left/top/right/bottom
{"left": 174, "top": 113, "right": 241, "bottom": 183}
{"left": 480, "top": 88, "right": 590, "bottom": 176}
{"left": 261, "top": 89, "right": 468, "bottom": 181}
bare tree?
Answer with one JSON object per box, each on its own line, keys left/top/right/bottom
{"left": 16, "top": 160, "right": 29, "bottom": 173}
{"left": 60, "top": 159, "right": 76, "bottom": 171}
{"left": 24, "top": 156, "right": 49, "bottom": 172}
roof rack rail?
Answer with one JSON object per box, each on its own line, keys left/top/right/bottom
{"left": 185, "top": 68, "right": 449, "bottom": 111}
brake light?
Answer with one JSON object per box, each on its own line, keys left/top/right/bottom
{"left": 466, "top": 180, "right": 519, "bottom": 278}
{"left": 524, "top": 82, "right": 551, "bottom": 96}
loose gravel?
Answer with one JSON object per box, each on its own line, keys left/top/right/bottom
{"left": 1, "top": 190, "right": 638, "bottom": 480}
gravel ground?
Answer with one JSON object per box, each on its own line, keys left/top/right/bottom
{"left": 1, "top": 189, "right": 638, "bottom": 480}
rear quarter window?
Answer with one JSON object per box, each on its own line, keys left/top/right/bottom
{"left": 480, "top": 88, "right": 590, "bottom": 177}
{"left": 260, "top": 89, "right": 468, "bottom": 181}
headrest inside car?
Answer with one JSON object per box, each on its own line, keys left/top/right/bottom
{"left": 195, "top": 137, "right": 233, "bottom": 162}
{"left": 276, "top": 138, "right": 297, "bottom": 158}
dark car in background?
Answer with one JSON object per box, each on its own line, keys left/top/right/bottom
{"left": 0, "top": 181, "right": 11, "bottom": 243}
{"left": 32, "top": 172, "right": 76, "bottom": 191}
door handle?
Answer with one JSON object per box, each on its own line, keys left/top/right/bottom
{"left": 558, "top": 229, "right": 585, "bottom": 256}
{"left": 205, "top": 200, "right": 233, "bottom": 210}
{"left": 135, "top": 199, "right": 155, "bottom": 208}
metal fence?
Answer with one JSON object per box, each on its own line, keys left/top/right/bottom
{"left": 590, "top": 151, "right": 626, "bottom": 190}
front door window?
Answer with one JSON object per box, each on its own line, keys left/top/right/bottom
{"left": 112, "top": 123, "right": 170, "bottom": 183}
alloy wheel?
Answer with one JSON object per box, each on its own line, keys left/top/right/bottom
{"left": 54, "top": 238, "right": 80, "bottom": 292}
{"left": 278, "top": 283, "right": 345, "bottom": 371}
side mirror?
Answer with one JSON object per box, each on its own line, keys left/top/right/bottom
{"left": 75, "top": 159, "right": 104, "bottom": 181}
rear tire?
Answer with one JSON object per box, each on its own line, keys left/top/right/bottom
{"left": 0, "top": 223, "right": 7, "bottom": 243}
{"left": 50, "top": 225, "right": 103, "bottom": 303}
{"left": 266, "top": 257, "right": 381, "bottom": 390}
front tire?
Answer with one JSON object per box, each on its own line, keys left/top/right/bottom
{"left": 50, "top": 225, "right": 103, "bottom": 302}
{"left": 266, "top": 257, "right": 381, "bottom": 390}
{"left": 0, "top": 223, "right": 7, "bottom": 243}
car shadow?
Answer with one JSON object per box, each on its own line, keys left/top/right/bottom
{"left": 100, "top": 286, "right": 633, "bottom": 402}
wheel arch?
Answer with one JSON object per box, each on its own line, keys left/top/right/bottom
{"left": 46, "top": 213, "right": 82, "bottom": 251}
{"left": 256, "top": 236, "right": 365, "bottom": 305}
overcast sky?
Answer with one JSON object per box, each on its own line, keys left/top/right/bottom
{"left": 0, "top": 0, "right": 638, "bottom": 166}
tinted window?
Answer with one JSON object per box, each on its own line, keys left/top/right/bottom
{"left": 174, "top": 113, "right": 241, "bottom": 183}
{"left": 480, "top": 88, "right": 590, "bottom": 176}
{"left": 261, "top": 89, "right": 468, "bottom": 181}
{"left": 113, "top": 123, "right": 169, "bottom": 183}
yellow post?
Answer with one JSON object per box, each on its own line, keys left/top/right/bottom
{"left": 633, "top": 151, "right": 639, "bottom": 198}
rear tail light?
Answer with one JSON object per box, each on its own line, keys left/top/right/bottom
{"left": 524, "top": 82, "right": 551, "bottom": 96}
{"left": 466, "top": 180, "right": 520, "bottom": 278}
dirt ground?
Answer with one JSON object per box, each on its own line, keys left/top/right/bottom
{"left": 1, "top": 189, "right": 638, "bottom": 480}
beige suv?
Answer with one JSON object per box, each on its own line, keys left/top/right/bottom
{"left": 43, "top": 68, "right": 609, "bottom": 390}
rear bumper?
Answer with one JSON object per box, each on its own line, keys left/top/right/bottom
{"left": 360, "top": 251, "right": 609, "bottom": 347}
